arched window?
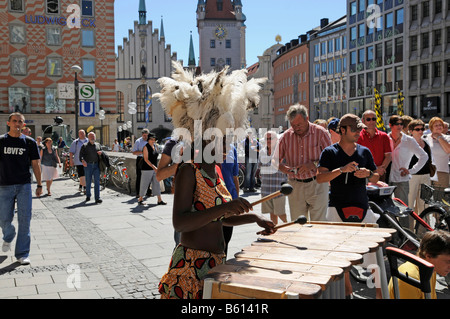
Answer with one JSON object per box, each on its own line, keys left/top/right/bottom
{"left": 136, "top": 84, "right": 152, "bottom": 122}
{"left": 116, "top": 91, "right": 124, "bottom": 122}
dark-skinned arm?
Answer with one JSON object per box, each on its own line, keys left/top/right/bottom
{"left": 172, "top": 164, "right": 254, "bottom": 233}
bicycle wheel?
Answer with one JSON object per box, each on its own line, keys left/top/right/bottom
{"left": 110, "top": 167, "right": 123, "bottom": 189}
{"left": 69, "top": 167, "right": 79, "bottom": 182}
{"left": 417, "top": 207, "right": 449, "bottom": 234}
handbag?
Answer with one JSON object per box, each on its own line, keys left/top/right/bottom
{"left": 429, "top": 163, "right": 437, "bottom": 178}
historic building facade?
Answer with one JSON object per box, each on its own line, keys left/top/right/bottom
{"left": 309, "top": 17, "right": 348, "bottom": 122}
{"left": 272, "top": 36, "right": 310, "bottom": 129}
{"left": 115, "top": 0, "right": 177, "bottom": 141}
{"left": 196, "top": 0, "right": 246, "bottom": 73}
{"left": 1, "top": 0, "right": 116, "bottom": 144}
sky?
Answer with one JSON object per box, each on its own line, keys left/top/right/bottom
{"left": 114, "top": 0, "right": 347, "bottom": 67}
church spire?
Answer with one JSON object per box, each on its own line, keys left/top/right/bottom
{"left": 160, "top": 16, "right": 165, "bottom": 40}
{"left": 138, "top": 0, "right": 146, "bottom": 25}
{"left": 188, "top": 31, "right": 196, "bottom": 67}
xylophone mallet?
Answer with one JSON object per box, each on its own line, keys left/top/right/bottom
{"left": 250, "top": 183, "right": 293, "bottom": 207}
{"left": 257, "top": 215, "right": 308, "bottom": 235}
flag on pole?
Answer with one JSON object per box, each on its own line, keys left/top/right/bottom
{"left": 397, "top": 87, "right": 405, "bottom": 116}
{"left": 374, "top": 88, "right": 386, "bottom": 132}
{"left": 145, "top": 85, "right": 152, "bottom": 126}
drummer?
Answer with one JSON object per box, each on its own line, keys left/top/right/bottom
{"left": 155, "top": 63, "right": 275, "bottom": 299}
{"left": 317, "top": 114, "right": 380, "bottom": 298}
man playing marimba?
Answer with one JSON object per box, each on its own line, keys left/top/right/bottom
{"left": 317, "top": 114, "right": 380, "bottom": 298}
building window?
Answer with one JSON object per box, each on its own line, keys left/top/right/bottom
{"left": 411, "top": 5, "right": 418, "bottom": 21}
{"left": 422, "top": 32, "right": 430, "bottom": 49}
{"left": 328, "top": 40, "right": 333, "bottom": 53}
{"left": 226, "top": 58, "right": 231, "bottom": 66}
{"left": 396, "top": 8, "right": 404, "bottom": 25}
{"left": 385, "top": 68, "right": 393, "bottom": 92}
{"left": 350, "top": 27, "right": 357, "bottom": 42}
{"left": 8, "top": 87, "right": 30, "bottom": 113}
{"left": 328, "top": 60, "right": 334, "bottom": 75}
{"left": 434, "top": 29, "right": 442, "bottom": 46}
{"left": 216, "top": 0, "right": 223, "bottom": 11}
{"left": 385, "top": 41, "right": 393, "bottom": 65}
{"left": 11, "top": 56, "right": 27, "bottom": 75}
{"left": 410, "top": 35, "right": 418, "bottom": 51}
{"left": 210, "top": 58, "right": 216, "bottom": 67}
{"left": 81, "top": 0, "right": 94, "bottom": 17}
{"left": 335, "top": 37, "right": 341, "bottom": 51}
{"left": 46, "top": 0, "right": 59, "bottom": 14}
{"left": 422, "top": 1, "right": 430, "bottom": 18}
{"left": 82, "top": 59, "right": 95, "bottom": 77}
{"left": 358, "top": 23, "right": 365, "bottom": 39}
{"left": 395, "top": 37, "right": 403, "bottom": 62}
{"left": 9, "top": 0, "right": 24, "bottom": 11}
{"left": 10, "top": 25, "right": 25, "bottom": 44}
{"left": 321, "top": 42, "right": 327, "bottom": 55}
{"left": 433, "top": 61, "right": 441, "bottom": 78}
{"left": 210, "top": 40, "right": 215, "bottom": 48}
{"left": 116, "top": 91, "right": 124, "bottom": 122}
{"left": 136, "top": 85, "right": 151, "bottom": 122}
{"left": 410, "top": 66, "right": 418, "bottom": 81}
{"left": 226, "top": 40, "right": 231, "bottom": 48}
{"left": 47, "top": 27, "right": 61, "bottom": 46}
{"left": 435, "top": 0, "right": 443, "bottom": 14}
{"left": 422, "top": 64, "right": 429, "bottom": 80}
{"left": 386, "top": 12, "right": 394, "bottom": 29}
{"left": 314, "top": 44, "right": 320, "bottom": 57}
{"left": 321, "top": 62, "right": 327, "bottom": 76}
{"left": 47, "top": 57, "right": 62, "bottom": 77}
{"left": 45, "top": 88, "right": 66, "bottom": 113}
{"left": 314, "top": 64, "right": 320, "bottom": 77}
{"left": 350, "top": 1, "right": 357, "bottom": 16}
{"left": 81, "top": 29, "right": 95, "bottom": 47}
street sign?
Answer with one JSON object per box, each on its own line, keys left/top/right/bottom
{"left": 79, "top": 83, "right": 95, "bottom": 100}
{"left": 79, "top": 101, "right": 96, "bottom": 117}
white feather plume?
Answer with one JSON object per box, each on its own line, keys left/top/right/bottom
{"left": 153, "top": 61, "right": 267, "bottom": 137}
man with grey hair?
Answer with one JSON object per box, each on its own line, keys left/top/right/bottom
{"left": 272, "top": 104, "right": 332, "bottom": 221}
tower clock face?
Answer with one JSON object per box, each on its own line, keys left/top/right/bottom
{"left": 214, "top": 25, "right": 227, "bottom": 40}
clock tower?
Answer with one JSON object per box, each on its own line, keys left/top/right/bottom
{"left": 196, "top": 0, "right": 246, "bottom": 73}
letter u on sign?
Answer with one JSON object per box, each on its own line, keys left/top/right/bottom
{"left": 79, "top": 101, "right": 95, "bottom": 117}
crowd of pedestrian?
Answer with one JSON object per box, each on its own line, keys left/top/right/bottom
{"left": 1, "top": 109, "right": 449, "bottom": 299}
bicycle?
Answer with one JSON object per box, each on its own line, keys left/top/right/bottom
{"left": 61, "top": 151, "right": 79, "bottom": 182}
{"left": 108, "top": 157, "right": 131, "bottom": 194}
{"left": 415, "top": 184, "right": 450, "bottom": 238}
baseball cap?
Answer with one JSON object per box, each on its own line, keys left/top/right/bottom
{"left": 339, "top": 114, "right": 367, "bottom": 130}
{"left": 328, "top": 118, "right": 340, "bottom": 131}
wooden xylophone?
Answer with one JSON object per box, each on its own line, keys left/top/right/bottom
{"left": 204, "top": 222, "right": 396, "bottom": 299}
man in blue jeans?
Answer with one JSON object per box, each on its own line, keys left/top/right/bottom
{"left": 0, "top": 113, "right": 42, "bottom": 265}
{"left": 79, "top": 132, "right": 103, "bottom": 204}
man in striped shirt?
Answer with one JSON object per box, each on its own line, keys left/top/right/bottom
{"left": 273, "top": 104, "right": 332, "bottom": 221}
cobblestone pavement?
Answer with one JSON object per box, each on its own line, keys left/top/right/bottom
{"left": 0, "top": 177, "right": 262, "bottom": 299}
{"left": 0, "top": 177, "right": 448, "bottom": 300}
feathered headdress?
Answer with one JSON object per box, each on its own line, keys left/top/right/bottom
{"left": 153, "top": 61, "right": 267, "bottom": 140}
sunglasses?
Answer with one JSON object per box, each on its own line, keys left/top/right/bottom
{"left": 413, "top": 128, "right": 425, "bottom": 132}
{"left": 365, "top": 117, "right": 377, "bottom": 122}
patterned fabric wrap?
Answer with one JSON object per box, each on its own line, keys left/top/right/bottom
{"left": 158, "top": 163, "right": 231, "bottom": 299}
{"left": 158, "top": 245, "right": 226, "bottom": 299}
{"left": 190, "top": 163, "right": 232, "bottom": 215}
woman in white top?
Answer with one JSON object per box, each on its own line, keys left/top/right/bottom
{"left": 424, "top": 117, "right": 450, "bottom": 188}
{"left": 388, "top": 116, "right": 428, "bottom": 214}
{"left": 112, "top": 138, "right": 120, "bottom": 152}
